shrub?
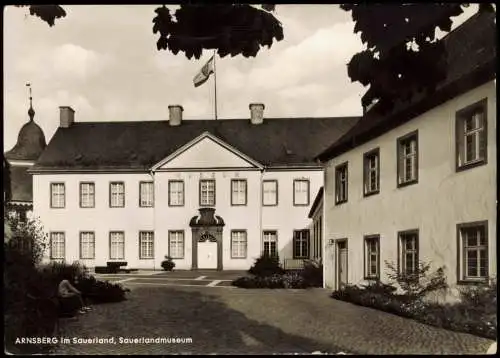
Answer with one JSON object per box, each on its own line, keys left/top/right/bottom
{"left": 161, "top": 256, "right": 176, "bottom": 271}
{"left": 232, "top": 275, "right": 285, "bottom": 289}
{"left": 385, "top": 260, "right": 448, "bottom": 301}
{"left": 76, "top": 275, "right": 130, "bottom": 303}
{"left": 248, "top": 253, "right": 284, "bottom": 277}
{"left": 283, "top": 271, "right": 308, "bottom": 289}
{"left": 301, "top": 259, "right": 323, "bottom": 287}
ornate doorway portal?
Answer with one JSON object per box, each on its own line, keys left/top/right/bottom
{"left": 189, "top": 208, "right": 224, "bottom": 270}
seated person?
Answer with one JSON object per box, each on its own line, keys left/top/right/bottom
{"left": 58, "top": 275, "right": 91, "bottom": 314}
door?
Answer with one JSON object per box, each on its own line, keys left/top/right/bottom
{"left": 198, "top": 241, "right": 218, "bottom": 269}
{"left": 336, "top": 240, "right": 348, "bottom": 289}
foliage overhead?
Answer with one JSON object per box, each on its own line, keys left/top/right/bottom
{"left": 152, "top": 4, "right": 284, "bottom": 59}
{"left": 341, "top": 3, "right": 495, "bottom": 112}
{"left": 15, "top": 5, "right": 66, "bottom": 27}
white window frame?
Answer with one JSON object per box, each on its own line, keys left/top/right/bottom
{"left": 231, "top": 179, "right": 247, "bottom": 206}
{"left": 363, "top": 149, "right": 380, "bottom": 195}
{"left": 110, "top": 231, "right": 125, "bottom": 260}
{"left": 50, "top": 232, "right": 65, "bottom": 260}
{"left": 110, "top": 182, "right": 125, "bottom": 208}
{"left": 169, "top": 231, "right": 185, "bottom": 259}
{"left": 80, "top": 231, "right": 95, "bottom": 259}
{"left": 50, "top": 183, "right": 65, "bottom": 208}
{"left": 263, "top": 231, "right": 278, "bottom": 257}
{"left": 293, "top": 179, "right": 310, "bottom": 206}
{"left": 231, "top": 230, "right": 247, "bottom": 259}
{"left": 335, "top": 163, "right": 348, "bottom": 204}
{"left": 168, "top": 180, "right": 184, "bottom": 207}
{"left": 397, "top": 131, "right": 418, "bottom": 186}
{"left": 80, "top": 182, "right": 95, "bottom": 208}
{"left": 364, "top": 235, "right": 380, "bottom": 279}
{"left": 139, "top": 231, "right": 154, "bottom": 259}
{"left": 200, "top": 179, "right": 215, "bottom": 206}
{"left": 458, "top": 221, "right": 488, "bottom": 282}
{"left": 293, "top": 230, "right": 310, "bottom": 259}
{"left": 262, "top": 180, "right": 278, "bottom": 206}
{"left": 399, "top": 230, "right": 419, "bottom": 277}
{"left": 139, "top": 181, "right": 154, "bottom": 207}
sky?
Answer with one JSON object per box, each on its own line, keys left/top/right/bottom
{"left": 3, "top": 4, "right": 478, "bottom": 152}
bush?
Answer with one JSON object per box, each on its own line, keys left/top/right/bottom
{"left": 248, "top": 253, "right": 284, "bottom": 277}
{"left": 331, "top": 279, "right": 497, "bottom": 340}
{"left": 385, "top": 260, "right": 448, "bottom": 301}
{"left": 76, "top": 275, "right": 130, "bottom": 303}
{"left": 232, "top": 275, "right": 284, "bottom": 289}
{"left": 301, "top": 259, "right": 323, "bottom": 287}
{"left": 161, "top": 256, "right": 176, "bottom": 271}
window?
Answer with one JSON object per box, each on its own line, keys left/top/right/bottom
{"left": 168, "top": 180, "right": 184, "bottom": 207}
{"left": 397, "top": 131, "right": 418, "bottom": 187}
{"left": 231, "top": 230, "right": 247, "bottom": 259}
{"left": 262, "top": 180, "right": 278, "bottom": 206}
{"left": 231, "top": 179, "right": 247, "bottom": 206}
{"left": 399, "top": 230, "right": 419, "bottom": 277}
{"left": 80, "top": 182, "right": 95, "bottom": 208}
{"left": 50, "top": 183, "right": 65, "bottom": 208}
{"left": 80, "top": 232, "right": 95, "bottom": 259}
{"left": 169, "top": 231, "right": 184, "bottom": 259}
{"left": 335, "top": 162, "right": 348, "bottom": 204}
{"left": 200, "top": 180, "right": 215, "bottom": 206}
{"left": 139, "top": 182, "right": 154, "bottom": 207}
{"left": 110, "top": 232, "right": 125, "bottom": 260}
{"left": 457, "top": 221, "right": 488, "bottom": 282}
{"left": 50, "top": 232, "right": 65, "bottom": 259}
{"left": 139, "top": 231, "right": 154, "bottom": 259}
{"left": 293, "top": 230, "right": 310, "bottom": 258}
{"left": 263, "top": 231, "right": 278, "bottom": 257}
{"left": 110, "top": 182, "right": 125, "bottom": 207}
{"left": 456, "top": 99, "right": 487, "bottom": 171}
{"left": 293, "top": 179, "right": 310, "bottom": 206}
{"left": 364, "top": 235, "right": 380, "bottom": 279}
{"left": 363, "top": 149, "right": 380, "bottom": 196}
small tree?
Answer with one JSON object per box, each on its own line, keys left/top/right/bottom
{"left": 248, "top": 253, "right": 284, "bottom": 277}
{"left": 385, "top": 260, "right": 448, "bottom": 301}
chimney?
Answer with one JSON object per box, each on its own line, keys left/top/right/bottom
{"left": 59, "top": 106, "right": 75, "bottom": 128}
{"left": 249, "top": 103, "right": 265, "bottom": 125}
{"left": 168, "top": 105, "right": 183, "bottom": 126}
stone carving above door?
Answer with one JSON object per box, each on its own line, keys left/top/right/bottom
{"left": 199, "top": 231, "right": 217, "bottom": 242}
{"left": 189, "top": 207, "right": 225, "bottom": 227}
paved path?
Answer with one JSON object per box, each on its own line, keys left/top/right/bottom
{"left": 52, "top": 283, "right": 494, "bottom": 355}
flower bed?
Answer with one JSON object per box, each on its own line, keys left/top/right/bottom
{"left": 331, "top": 283, "right": 497, "bottom": 340}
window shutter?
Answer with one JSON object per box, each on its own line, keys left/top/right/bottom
{"left": 397, "top": 144, "right": 404, "bottom": 184}
{"left": 479, "top": 113, "right": 487, "bottom": 160}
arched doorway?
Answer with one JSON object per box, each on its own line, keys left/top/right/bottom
{"left": 189, "top": 208, "right": 225, "bottom": 270}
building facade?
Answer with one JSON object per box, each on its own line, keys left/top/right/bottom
{"left": 317, "top": 12, "right": 496, "bottom": 299}
{"left": 31, "top": 104, "right": 358, "bottom": 270}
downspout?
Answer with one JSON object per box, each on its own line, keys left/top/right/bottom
{"left": 321, "top": 159, "right": 327, "bottom": 289}
{"left": 150, "top": 168, "right": 156, "bottom": 272}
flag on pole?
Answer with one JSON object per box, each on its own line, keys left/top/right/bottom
{"left": 193, "top": 55, "right": 215, "bottom": 88}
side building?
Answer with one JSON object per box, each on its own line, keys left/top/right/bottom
{"left": 30, "top": 104, "right": 359, "bottom": 270}
{"left": 316, "top": 11, "right": 496, "bottom": 299}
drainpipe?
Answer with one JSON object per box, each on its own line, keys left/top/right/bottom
{"left": 259, "top": 168, "right": 265, "bottom": 260}
{"left": 322, "top": 162, "right": 327, "bottom": 289}
{"left": 150, "top": 168, "right": 156, "bottom": 272}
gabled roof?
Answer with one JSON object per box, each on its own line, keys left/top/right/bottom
{"left": 317, "top": 10, "right": 496, "bottom": 162}
{"left": 151, "top": 131, "right": 264, "bottom": 170}
{"left": 31, "top": 116, "right": 359, "bottom": 172}
{"left": 308, "top": 186, "right": 323, "bottom": 219}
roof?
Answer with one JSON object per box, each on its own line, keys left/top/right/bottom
{"left": 31, "top": 117, "right": 359, "bottom": 171}
{"left": 5, "top": 165, "right": 33, "bottom": 203}
{"left": 317, "top": 10, "right": 496, "bottom": 162}
{"left": 308, "top": 186, "right": 323, "bottom": 219}
{"left": 5, "top": 120, "right": 47, "bottom": 161}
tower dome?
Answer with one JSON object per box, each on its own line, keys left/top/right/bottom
{"left": 5, "top": 92, "right": 47, "bottom": 161}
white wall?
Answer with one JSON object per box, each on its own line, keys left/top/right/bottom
{"left": 323, "top": 81, "right": 496, "bottom": 297}
{"left": 33, "top": 172, "right": 154, "bottom": 268}
{"left": 33, "top": 132, "right": 324, "bottom": 270}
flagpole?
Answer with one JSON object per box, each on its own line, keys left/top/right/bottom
{"left": 213, "top": 50, "right": 218, "bottom": 120}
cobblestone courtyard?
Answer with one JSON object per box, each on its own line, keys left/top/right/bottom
{"left": 51, "top": 276, "right": 494, "bottom": 355}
